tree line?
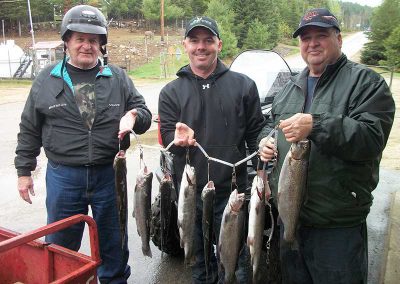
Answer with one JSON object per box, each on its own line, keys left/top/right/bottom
{"left": 2, "top": 0, "right": 398, "bottom": 69}
{"left": 361, "top": 0, "right": 400, "bottom": 70}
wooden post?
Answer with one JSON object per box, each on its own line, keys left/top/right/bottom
{"left": 160, "top": 0, "right": 164, "bottom": 42}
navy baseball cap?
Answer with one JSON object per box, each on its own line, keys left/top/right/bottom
{"left": 185, "top": 16, "right": 220, "bottom": 39}
{"left": 293, "top": 8, "right": 340, "bottom": 38}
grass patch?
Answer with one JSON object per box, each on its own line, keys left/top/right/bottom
{"left": 129, "top": 52, "right": 189, "bottom": 79}
{"left": 0, "top": 79, "right": 33, "bottom": 87}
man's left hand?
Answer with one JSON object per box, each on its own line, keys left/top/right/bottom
{"left": 279, "top": 113, "right": 313, "bottom": 142}
{"left": 118, "top": 109, "right": 137, "bottom": 139}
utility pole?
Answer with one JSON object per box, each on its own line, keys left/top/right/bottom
{"left": 2, "top": 20, "right": 5, "bottom": 44}
{"left": 160, "top": 0, "right": 164, "bottom": 42}
{"left": 27, "top": 0, "right": 35, "bottom": 46}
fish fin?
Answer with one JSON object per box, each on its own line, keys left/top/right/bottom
{"left": 247, "top": 236, "right": 254, "bottom": 246}
{"left": 143, "top": 246, "right": 153, "bottom": 258}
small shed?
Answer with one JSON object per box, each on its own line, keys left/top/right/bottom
{"left": 32, "top": 41, "right": 64, "bottom": 75}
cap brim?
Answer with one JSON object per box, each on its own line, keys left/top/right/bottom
{"left": 292, "top": 22, "right": 336, "bottom": 38}
{"left": 185, "top": 25, "right": 218, "bottom": 38}
{"left": 66, "top": 23, "right": 107, "bottom": 36}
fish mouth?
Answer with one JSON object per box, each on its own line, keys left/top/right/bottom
{"left": 117, "top": 150, "right": 126, "bottom": 158}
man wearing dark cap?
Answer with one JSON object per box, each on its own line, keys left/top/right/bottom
{"left": 158, "top": 16, "right": 266, "bottom": 283}
{"left": 258, "top": 8, "right": 395, "bottom": 283}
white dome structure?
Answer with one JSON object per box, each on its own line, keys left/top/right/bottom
{"left": 0, "top": 40, "right": 30, "bottom": 78}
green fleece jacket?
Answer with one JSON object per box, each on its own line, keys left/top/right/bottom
{"left": 258, "top": 54, "right": 395, "bottom": 228}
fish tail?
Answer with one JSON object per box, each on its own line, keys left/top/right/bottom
{"left": 142, "top": 245, "right": 153, "bottom": 258}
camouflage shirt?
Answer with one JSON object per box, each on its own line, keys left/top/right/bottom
{"left": 67, "top": 63, "right": 99, "bottom": 129}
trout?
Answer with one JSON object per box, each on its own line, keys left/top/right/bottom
{"left": 133, "top": 165, "right": 153, "bottom": 257}
{"left": 218, "top": 189, "right": 246, "bottom": 283}
{"left": 201, "top": 180, "right": 215, "bottom": 277}
{"left": 247, "top": 175, "right": 265, "bottom": 283}
{"left": 278, "top": 140, "right": 310, "bottom": 243}
{"left": 177, "top": 164, "right": 197, "bottom": 266}
{"left": 160, "top": 173, "right": 173, "bottom": 252}
{"left": 114, "top": 150, "right": 128, "bottom": 249}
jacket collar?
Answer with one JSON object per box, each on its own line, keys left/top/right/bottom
{"left": 50, "top": 59, "right": 113, "bottom": 94}
{"left": 176, "top": 58, "right": 229, "bottom": 80}
{"left": 293, "top": 53, "right": 347, "bottom": 88}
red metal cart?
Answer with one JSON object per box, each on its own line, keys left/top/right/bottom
{"left": 0, "top": 214, "right": 101, "bottom": 284}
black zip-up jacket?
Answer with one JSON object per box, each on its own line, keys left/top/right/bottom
{"left": 158, "top": 60, "right": 266, "bottom": 196}
{"left": 15, "top": 61, "right": 152, "bottom": 177}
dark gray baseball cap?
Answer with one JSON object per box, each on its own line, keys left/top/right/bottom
{"left": 185, "top": 16, "right": 220, "bottom": 38}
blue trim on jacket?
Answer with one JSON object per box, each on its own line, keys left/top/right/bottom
{"left": 50, "top": 59, "right": 113, "bottom": 95}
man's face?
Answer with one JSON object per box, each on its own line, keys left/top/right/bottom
{"left": 65, "top": 32, "right": 101, "bottom": 69}
{"left": 183, "top": 27, "right": 222, "bottom": 77}
{"left": 299, "top": 26, "right": 342, "bottom": 76}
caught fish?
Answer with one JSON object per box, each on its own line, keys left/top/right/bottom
{"left": 177, "top": 164, "right": 197, "bottom": 266}
{"left": 247, "top": 175, "right": 265, "bottom": 283}
{"left": 114, "top": 150, "right": 128, "bottom": 249}
{"left": 201, "top": 180, "right": 215, "bottom": 277}
{"left": 218, "top": 189, "right": 246, "bottom": 283}
{"left": 160, "top": 173, "right": 173, "bottom": 252}
{"left": 133, "top": 165, "right": 153, "bottom": 257}
{"left": 278, "top": 140, "right": 310, "bottom": 243}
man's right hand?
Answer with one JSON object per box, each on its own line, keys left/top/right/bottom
{"left": 174, "top": 122, "right": 196, "bottom": 147}
{"left": 259, "top": 137, "right": 277, "bottom": 163}
{"left": 18, "top": 176, "right": 35, "bottom": 204}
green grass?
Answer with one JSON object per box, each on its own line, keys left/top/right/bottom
{"left": 129, "top": 52, "right": 189, "bottom": 79}
{"left": 0, "top": 79, "right": 33, "bottom": 86}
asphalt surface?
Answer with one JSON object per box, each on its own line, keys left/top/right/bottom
{"left": 0, "top": 32, "right": 399, "bottom": 283}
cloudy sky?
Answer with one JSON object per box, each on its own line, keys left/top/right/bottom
{"left": 344, "top": 0, "right": 382, "bottom": 7}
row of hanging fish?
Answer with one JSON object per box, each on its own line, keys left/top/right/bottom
{"left": 112, "top": 135, "right": 311, "bottom": 284}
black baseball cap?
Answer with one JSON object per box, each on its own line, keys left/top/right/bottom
{"left": 293, "top": 8, "right": 340, "bottom": 38}
{"left": 185, "top": 16, "right": 220, "bottom": 38}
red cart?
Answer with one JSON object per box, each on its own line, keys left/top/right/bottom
{"left": 0, "top": 214, "right": 101, "bottom": 284}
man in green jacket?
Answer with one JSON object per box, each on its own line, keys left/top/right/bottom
{"left": 258, "top": 8, "right": 395, "bottom": 283}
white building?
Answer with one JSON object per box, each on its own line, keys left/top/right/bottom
{"left": 0, "top": 40, "right": 28, "bottom": 78}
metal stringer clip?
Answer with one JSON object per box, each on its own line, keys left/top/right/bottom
{"left": 231, "top": 167, "right": 238, "bottom": 193}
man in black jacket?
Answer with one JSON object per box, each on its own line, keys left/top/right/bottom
{"left": 258, "top": 8, "right": 395, "bottom": 283}
{"left": 158, "top": 16, "right": 266, "bottom": 283}
{"left": 15, "top": 5, "right": 152, "bottom": 284}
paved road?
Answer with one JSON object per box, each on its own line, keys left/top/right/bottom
{"left": 0, "top": 31, "right": 398, "bottom": 283}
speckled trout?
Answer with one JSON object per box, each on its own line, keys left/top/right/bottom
{"left": 278, "top": 140, "right": 310, "bottom": 243}
{"left": 177, "top": 164, "right": 197, "bottom": 266}
{"left": 218, "top": 189, "right": 246, "bottom": 283}
{"left": 133, "top": 165, "right": 153, "bottom": 257}
{"left": 201, "top": 180, "right": 215, "bottom": 276}
{"left": 114, "top": 150, "right": 128, "bottom": 249}
{"left": 247, "top": 175, "right": 265, "bottom": 283}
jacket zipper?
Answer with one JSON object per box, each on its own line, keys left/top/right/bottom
{"left": 88, "top": 130, "right": 93, "bottom": 164}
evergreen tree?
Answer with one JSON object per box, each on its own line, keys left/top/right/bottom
{"left": 382, "top": 24, "right": 400, "bottom": 70}
{"left": 243, "top": 19, "right": 271, "bottom": 49}
{"left": 361, "top": 0, "right": 400, "bottom": 65}
{"left": 206, "top": 0, "right": 238, "bottom": 59}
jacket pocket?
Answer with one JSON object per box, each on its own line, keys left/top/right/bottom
{"left": 47, "top": 159, "right": 60, "bottom": 170}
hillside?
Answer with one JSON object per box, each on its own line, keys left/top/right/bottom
{"left": 9, "top": 27, "right": 184, "bottom": 71}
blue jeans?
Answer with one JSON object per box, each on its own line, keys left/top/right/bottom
{"left": 280, "top": 222, "right": 368, "bottom": 284}
{"left": 192, "top": 190, "right": 250, "bottom": 284}
{"left": 45, "top": 160, "right": 130, "bottom": 284}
